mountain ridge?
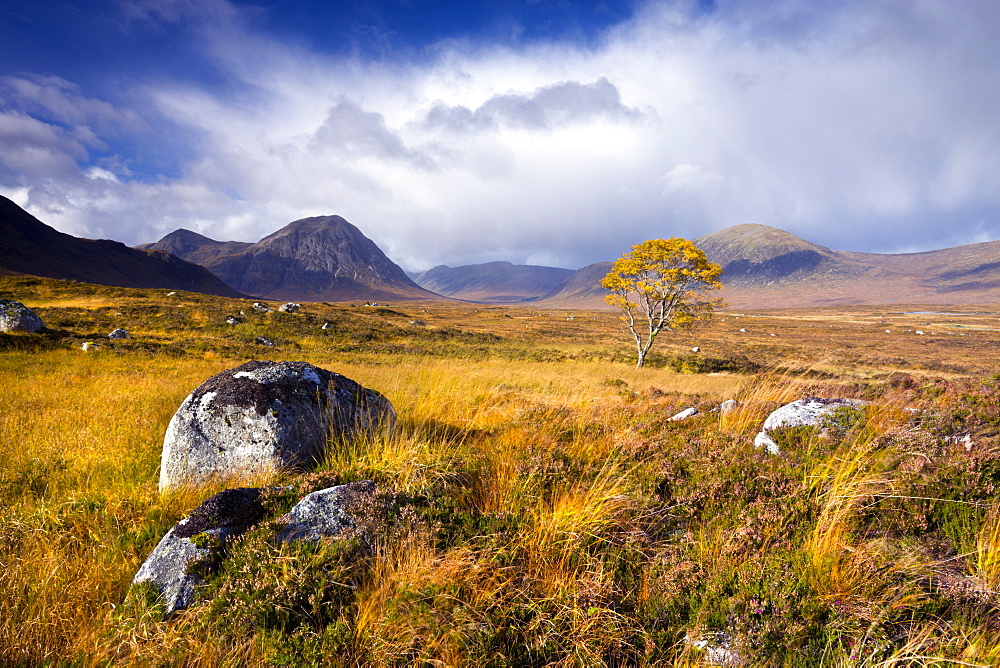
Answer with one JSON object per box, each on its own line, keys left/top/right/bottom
{"left": 0, "top": 196, "right": 244, "bottom": 297}
{"left": 144, "top": 215, "right": 440, "bottom": 302}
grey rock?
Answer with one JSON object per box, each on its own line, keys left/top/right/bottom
{"left": 718, "top": 399, "right": 740, "bottom": 414}
{"left": 753, "top": 397, "right": 866, "bottom": 454}
{"left": 159, "top": 360, "right": 396, "bottom": 490}
{"left": 691, "top": 346, "right": 700, "bottom": 353}
{"left": 81, "top": 342, "right": 98, "bottom": 351}
{"left": 762, "top": 397, "right": 866, "bottom": 432}
{"left": 669, "top": 407, "right": 699, "bottom": 422}
{"left": 131, "top": 488, "right": 266, "bottom": 618}
{"left": 277, "top": 480, "right": 377, "bottom": 543}
{"left": 252, "top": 302, "right": 272, "bottom": 313}
{"left": 256, "top": 335, "right": 275, "bottom": 347}
{"left": 321, "top": 322, "right": 333, "bottom": 330}
{"left": 108, "top": 328, "right": 130, "bottom": 339}
{"left": 753, "top": 431, "right": 780, "bottom": 455}
{"left": 689, "top": 631, "right": 743, "bottom": 666}
{"left": 278, "top": 302, "right": 301, "bottom": 313}
{"left": 0, "top": 299, "right": 43, "bottom": 333}
{"left": 225, "top": 316, "right": 241, "bottom": 325}
{"left": 408, "top": 320, "right": 426, "bottom": 326}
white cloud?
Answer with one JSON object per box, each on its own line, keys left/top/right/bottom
{"left": 3, "top": 0, "right": 1000, "bottom": 269}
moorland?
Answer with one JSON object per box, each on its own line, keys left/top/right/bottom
{"left": 3, "top": 273, "right": 1000, "bottom": 665}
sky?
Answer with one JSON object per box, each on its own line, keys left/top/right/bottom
{"left": 1, "top": 0, "right": 999, "bottom": 271}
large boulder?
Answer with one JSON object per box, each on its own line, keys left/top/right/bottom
{"left": 0, "top": 299, "right": 43, "bottom": 333}
{"left": 753, "top": 397, "right": 866, "bottom": 454}
{"left": 131, "top": 488, "right": 266, "bottom": 618}
{"left": 159, "top": 360, "right": 395, "bottom": 490}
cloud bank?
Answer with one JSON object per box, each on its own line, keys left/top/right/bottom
{"left": 2, "top": 0, "right": 999, "bottom": 270}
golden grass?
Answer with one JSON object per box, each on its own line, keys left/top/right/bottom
{"left": 4, "top": 278, "right": 1000, "bottom": 664}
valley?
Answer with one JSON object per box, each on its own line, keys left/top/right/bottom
{"left": 3, "top": 275, "right": 1000, "bottom": 664}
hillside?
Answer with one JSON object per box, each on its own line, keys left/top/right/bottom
{"left": 136, "top": 229, "right": 253, "bottom": 266}
{"left": 539, "top": 224, "right": 1000, "bottom": 309}
{"left": 147, "top": 216, "right": 442, "bottom": 302}
{"left": 413, "top": 261, "right": 573, "bottom": 303}
{"left": 0, "top": 196, "right": 244, "bottom": 297}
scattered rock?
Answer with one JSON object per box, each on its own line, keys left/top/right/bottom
{"left": 0, "top": 299, "right": 44, "bottom": 333}
{"left": 691, "top": 346, "right": 700, "bottom": 353}
{"left": 321, "top": 322, "right": 333, "bottom": 330}
{"left": 252, "top": 302, "right": 272, "bottom": 313}
{"left": 278, "top": 302, "right": 301, "bottom": 313}
{"left": 81, "top": 342, "right": 98, "bottom": 351}
{"left": 753, "top": 397, "right": 867, "bottom": 454}
{"left": 108, "top": 328, "right": 130, "bottom": 339}
{"left": 131, "top": 488, "right": 266, "bottom": 618}
{"left": 159, "top": 360, "right": 396, "bottom": 490}
{"left": 718, "top": 399, "right": 740, "bottom": 414}
{"left": 256, "top": 336, "right": 275, "bottom": 347}
{"left": 739, "top": 328, "right": 748, "bottom": 333}
{"left": 408, "top": 320, "right": 426, "bottom": 326}
{"left": 754, "top": 431, "right": 780, "bottom": 455}
{"left": 916, "top": 330, "right": 925, "bottom": 335}
{"left": 670, "top": 407, "right": 699, "bottom": 421}
{"left": 276, "top": 480, "right": 377, "bottom": 544}
{"left": 687, "top": 631, "right": 743, "bottom": 666}
{"left": 167, "top": 291, "right": 178, "bottom": 296}
{"left": 225, "top": 316, "right": 241, "bottom": 325}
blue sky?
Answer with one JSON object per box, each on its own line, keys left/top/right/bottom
{"left": 1, "top": 0, "right": 999, "bottom": 270}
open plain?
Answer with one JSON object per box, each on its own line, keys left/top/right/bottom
{"left": 3, "top": 274, "right": 1000, "bottom": 665}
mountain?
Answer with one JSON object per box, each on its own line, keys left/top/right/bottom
{"left": 0, "top": 196, "right": 244, "bottom": 297}
{"left": 538, "top": 224, "right": 1000, "bottom": 309}
{"left": 136, "top": 229, "right": 252, "bottom": 266}
{"left": 148, "top": 215, "right": 440, "bottom": 302}
{"left": 412, "top": 261, "right": 574, "bottom": 303}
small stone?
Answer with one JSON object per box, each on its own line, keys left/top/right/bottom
{"left": 691, "top": 346, "right": 700, "bottom": 353}
{"left": 739, "top": 328, "right": 748, "bottom": 333}
{"left": 252, "top": 302, "right": 272, "bottom": 313}
{"left": 167, "top": 291, "right": 178, "bottom": 296}
{"left": 408, "top": 320, "right": 426, "bottom": 326}
{"left": 670, "top": 407, "right": 699, "bottom": 421}
{"left": 81, "top": 342, "right": 98, "bottom": 351}
{"left": 0, "top": 299, "right": 44, "bottom": 333}
{"left": 718, "top": 399, "right": 740, "bottom": 414}
{"left": 278, "top": 302, "right": 301, "bottom": 313}
{"left": 321, "top": 322, "right": 333, "bottom": 330}
{"left": 226, "top": 316, "right": 241, "bottom": 325}
{"left": 754, "top": 431, "right": 780, "bottom": 455}
{"left": 256, "top": 336, "right": 275, "bottom": 347}
{"left": 108, "top": 328, "right": 130, "bottom": 339}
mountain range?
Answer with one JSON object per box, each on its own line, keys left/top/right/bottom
{"left": 138, "top": 215, "right": 438, "bottom": 302}
{"left": 4, "top": 193, "right": 999, "bottom": 308}
{"left": 0, "top": 195, "right": 242, "bottom": 297}
{"left": 534, "top": 224, "right": 1000, "bottom": 308}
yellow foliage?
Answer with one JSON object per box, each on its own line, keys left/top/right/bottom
{"left": 601, "top": 238, "right": 723, "bottom": 367}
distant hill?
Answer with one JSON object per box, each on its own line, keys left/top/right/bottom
{"left": 540, "top": 223, "right": 1000, "bottom": 309}
{"left": 136, "top": 229, "right": 252, "bottom": 266}
{"left": 693, "top": 224, "right": 1000, "bottom": 308}
{"left": 413, "top": 261, "right": 573, "bottom": 303}
{"left": 145, "top": 215, "right": 440, "bottom": 302}
{"left": 0, "top": 196, "right": 244, "bottom": 297}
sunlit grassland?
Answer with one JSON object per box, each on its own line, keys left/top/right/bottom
{"left": 2, "top": 275, "right": 1000, "bottom": 665}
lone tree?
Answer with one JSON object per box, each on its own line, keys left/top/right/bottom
{"left": 601, "top": 238, "right": 723, "bottom": 368}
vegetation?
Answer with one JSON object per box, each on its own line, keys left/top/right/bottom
{"left": 601, "top": 238, "right": 723, "bottom": 368}
{"left": 2, "top": 274, "right": 1000, "bottom": 665}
